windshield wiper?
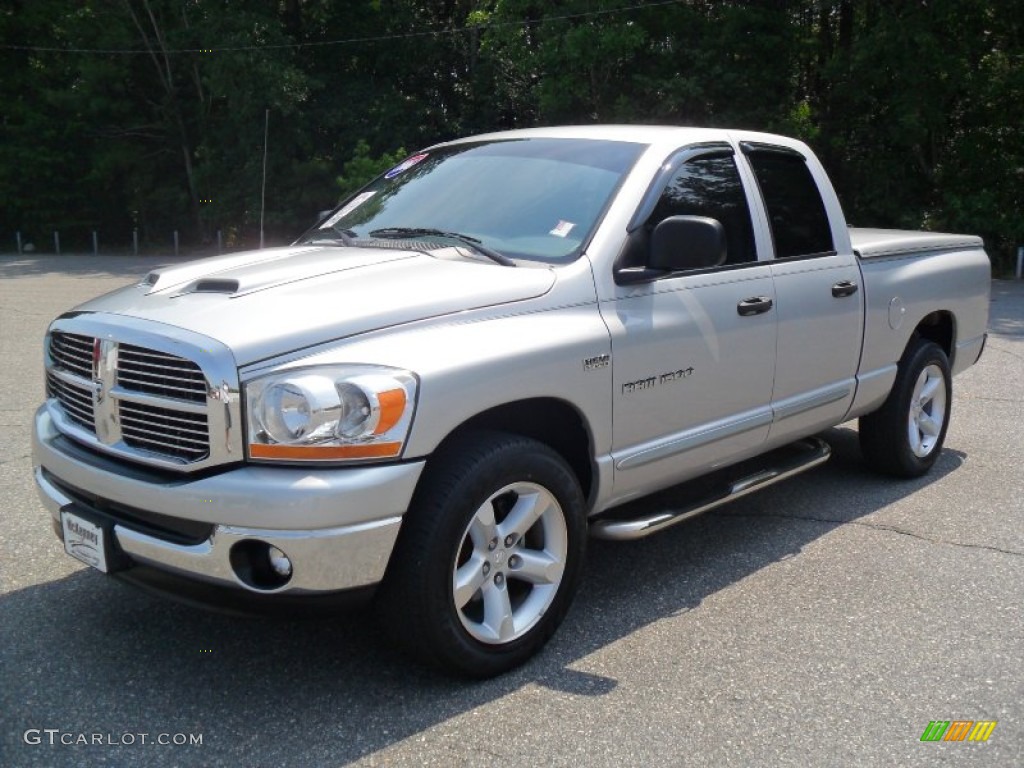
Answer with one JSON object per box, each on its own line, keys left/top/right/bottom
{"left": 368, "top": 227, "right": 516, "bottom": 267}
{"left": 305, "top": 226, "right": 358, "bottom": 246}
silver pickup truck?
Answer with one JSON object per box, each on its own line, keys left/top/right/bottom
{"left": 33, "top": 126, "right": 990, "bottom": 676}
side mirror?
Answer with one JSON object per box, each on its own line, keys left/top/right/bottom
{"left": 649, "top": 215, "right": 726, "bottom": 272}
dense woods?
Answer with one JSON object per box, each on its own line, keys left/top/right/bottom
{"left": 1, "top": 1, "right": 1021, "bottom": 270}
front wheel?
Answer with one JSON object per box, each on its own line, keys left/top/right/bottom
{"left": 860, "top": 339, "right": 952, "bottom": 478}
{"left": 376, "top": 431, "right": 586, "bottom": 677}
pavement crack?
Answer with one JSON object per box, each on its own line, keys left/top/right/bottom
{"left": 0, "top": 453, "right": 31, "bottom": 466}
{"left": 958, "top": 395, "right": 1024, "bottom": 403}
{"left": 714, "top": 511, "right": 1024, "bottom": 558}
{"left": 985, "top": 341, "right": 1024, "bottom": 362}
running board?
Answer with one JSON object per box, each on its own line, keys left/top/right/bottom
{"left": 590, "top": 437, "right": 831, "bottom": 541}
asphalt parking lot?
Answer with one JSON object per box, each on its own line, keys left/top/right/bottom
{"left": 1, "top": 253, "right": 1021, "bottom": 767}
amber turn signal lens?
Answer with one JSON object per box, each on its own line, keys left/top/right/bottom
{"left": 374, "top": 388, "right": 407, "bottom": 435}
{"left": 249, "top": 442, "right": 402, "bottom": 461}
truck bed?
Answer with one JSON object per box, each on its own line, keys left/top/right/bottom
{"left": 851, "top": 228, "right": 983, "bottom": 259}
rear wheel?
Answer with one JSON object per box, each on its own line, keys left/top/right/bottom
{"left": 377, "top": 431, "right": 586, "bottom": 677}
{"left": 860, "top": 339, "right": 952, "bottom": 477}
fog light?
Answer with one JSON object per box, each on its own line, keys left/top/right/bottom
{"left": 230, "top": 540, "right": 293, "bottom": 590}
{"left": 268, "top": 546, "right": 292, "bottom": 577}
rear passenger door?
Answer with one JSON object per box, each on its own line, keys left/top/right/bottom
{"left": 740, "top": 143, "right": 863, "bottom": 440}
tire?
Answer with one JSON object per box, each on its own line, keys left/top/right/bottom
{"left": 859, "top": 339, "right": 952, "bottom": 478}
{"left": 376, "top": 431, "right": 587, "bottom": 678}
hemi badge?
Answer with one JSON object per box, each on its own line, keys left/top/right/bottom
{"left": 583, "top": 354, "right": 610, "bottom": 371}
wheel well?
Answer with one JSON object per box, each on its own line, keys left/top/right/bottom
{"left": 913, "top": 311, "right": 955, "bottom": 358}
{"left": 440, "top": 399, "right": 594, "bottom": 502}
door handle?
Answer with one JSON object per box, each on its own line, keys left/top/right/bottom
{"left": 832, "top": 280, "right": 859, "bottom": 298}
{"left": 737, "top": 296, "right": 774, "bottom": 316}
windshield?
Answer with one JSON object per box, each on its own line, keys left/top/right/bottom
{"left": 299, "top": 137, "right": 646, "bottom": 263}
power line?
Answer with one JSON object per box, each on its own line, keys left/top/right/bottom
{"left": 0, "top": 0, "right": 687, "bottom": 55}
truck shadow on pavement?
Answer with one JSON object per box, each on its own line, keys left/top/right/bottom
{"left": 3, "top": 426, "right": 966, "bottom": 766}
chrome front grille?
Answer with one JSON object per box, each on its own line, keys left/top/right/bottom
{"left": 46, "top": 371, "right": 95, "bottom": 430}
{"left": 45, "top": 325, "right": 238, "bottom": 471}
{"left": 119, "top": 401, "right": 210, "bottom": 462}
{"left": 49, "top": 332, "right": 94, "bottom": 378}
{"left": 117, "top": 344, "right": 208, "bottom": 403}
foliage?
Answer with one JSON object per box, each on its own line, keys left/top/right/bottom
{"left": 336, "top": 140, "right": 406, "bottom": 200}
{"left": 1, "top": 0, "right": 1020, "bottom": 269}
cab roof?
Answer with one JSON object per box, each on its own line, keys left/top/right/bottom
{"left": 438, "top": 125, "right": 812, "bottom": 156}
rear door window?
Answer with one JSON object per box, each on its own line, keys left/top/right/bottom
{"left": 744, "top": 148, "right": 834, "bottom": 259}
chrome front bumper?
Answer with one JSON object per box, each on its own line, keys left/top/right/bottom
{"left": 33, "top": 406, "right": 425, "bottom": 595}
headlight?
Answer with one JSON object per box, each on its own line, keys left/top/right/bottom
{"left": 245, "top": 365, "right": 417, "bottom": 462}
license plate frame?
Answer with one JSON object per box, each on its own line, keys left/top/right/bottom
{"left": 61, "top": 506, "right": 113, "bottom": 573}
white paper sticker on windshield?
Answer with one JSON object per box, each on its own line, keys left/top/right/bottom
{"left": 549, "top": 220, "right": 576, "bottom": 238}
{"left": 319, "top": 191, "right": 376, "bottom": 229}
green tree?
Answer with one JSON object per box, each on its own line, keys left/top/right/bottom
{"left": 2, "top": 0, "right": 1020, "bottom": 265}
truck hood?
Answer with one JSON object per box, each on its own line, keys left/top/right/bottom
{"left": 73, "top": 245, "right": 556, "bottom": 365}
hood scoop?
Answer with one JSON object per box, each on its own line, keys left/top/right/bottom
{"left": 168, "top": 277, "right": 241, "bottom": 297}
{"left": 191, "top": 278, "right": 240, "bottom": 294}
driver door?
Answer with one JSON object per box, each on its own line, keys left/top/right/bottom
{"left": 600, "top": 146, "right": 777, "bottom": 502}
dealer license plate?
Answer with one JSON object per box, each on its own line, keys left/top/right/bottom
{"left": 61, "top": 509, "right": 109, "bottom": 573}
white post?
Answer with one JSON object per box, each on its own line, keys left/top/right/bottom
{"left": 133, "top": 228, "right": 139, "bottom": 256}
{"left": 54, "top": 230, "right": 60, "bottom": 255}
{"left": 1017, "top": 246, "right": 1023, "bottom": 280}
{"left": 217, "top": 229, "right": 223, "bottom": 254}
{"left": 15, "top": 231, "right": 22, "bottom": 255}
{"left": 173, "top": 230, "right": 179, "bottom": 256}
{"left": 92, "top": 230, "right": 99, "bottom": 256}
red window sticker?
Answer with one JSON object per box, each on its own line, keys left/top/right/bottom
{"left": 385, "top": 153, "right": 429, "bottom": 179}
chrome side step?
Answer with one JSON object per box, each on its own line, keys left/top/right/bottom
{"left": 590, "top": 437, "right": 831, "bottom": 541}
